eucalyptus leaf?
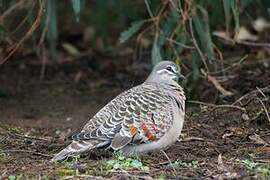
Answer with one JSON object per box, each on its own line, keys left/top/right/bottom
{"left": 151, "top": 34, "right": 163, "bottom": 65}
{"left": 8, "top": 175, "right": 16, "bottom": 180}
{"left": 71, "top": 0, "right": 81, "bottom": 22}
{"left": 230, "top": 0, "right": 239, "bottom": 33}
{"left": 193, "top": 6, "right": 215, "bottom": 63}
{"left": 0, "top": 24, "right": 5, "bottom": 32}
{"left": 45, "top": 0, "right": 58, "bottom": 58}
{"left": 223, "top": 0, "right": 232, "bottom": 32}
{"left": 119, "top": 20, "right": 145, "bottom": 43}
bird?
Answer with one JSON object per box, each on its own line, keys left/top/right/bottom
{"left": 51, "top": 61, "right": 186, "bottom": 162}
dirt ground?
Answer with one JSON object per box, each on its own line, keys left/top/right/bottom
{"left": 0, "top": 56, "right": 270, "bottom": 179}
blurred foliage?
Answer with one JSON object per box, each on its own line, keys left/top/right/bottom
{"left": 118, "top": 0, "right": 270, "bottom": 97}
{"left": 0, "top": 0, "right": 146, "bottom": 58}
{"left": 0, "top": 0, "right": 270, "bottom": 96}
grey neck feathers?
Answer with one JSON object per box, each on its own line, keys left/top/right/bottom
{"left": 144, "top": 77, "right": 185, "bottom": 100}
{"left": 145, "top": 78, "right": 185, "bottom": 111}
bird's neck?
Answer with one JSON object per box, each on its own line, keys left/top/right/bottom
{"left": 145, "top": 80, "right": 184, "bottom": 97}
{"left": 155, "top": 81, "right": 186, "bottom": 111}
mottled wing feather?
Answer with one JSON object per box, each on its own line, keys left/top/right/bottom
{"left": 74, "top": 83, "right": 174, "bottom": 150}
{"left": 110, "top": 84, "right": 174, "bottom": 149}
{"left": 82, "top": 87, "right": 137, "bottom": 131}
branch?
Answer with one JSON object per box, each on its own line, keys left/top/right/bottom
{"left": 189, "top": 18, "right": 210, "bottom": 72}
{"left": 188, "top": 100, "right": 246, "bottom": 111}
{"left": 0, "top": 0, "right": 44, "bottom": 65}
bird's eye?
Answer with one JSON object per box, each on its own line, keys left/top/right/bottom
{"left": 166, "top": 66, "right": 173, "bottom": 72}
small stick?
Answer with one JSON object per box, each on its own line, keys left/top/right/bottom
{"left": 189, "top": 18, "right": 210, "bottom": 73}
{"left": 2, "top": 149, "right": 52, "bottom": 158}
{"left": 209, "top": 54, "right": 248, "bottom": 75}
{"left": 237, "top": 40, "right": 270, "bottom": 48}
{"left": 161, "top": 150, "right": 177, "bottom": 176}
{"left": 0, "top": 0, "right": 26, "bottom": 21}
{"left": 166, "top": 38, "right": 195, "bottom": 49}
{"left": 0, "top": 168, "right": 7, "bottom": 179}
{"left": 179, "top": 137, "right": 204, "bottom": 142}
{"left": 188, "top": 100, "right": 245, "bottom": 111}
{"left": 213, "top": 32, "right": 270, "bottom": 48}
{"left": 7, "top": 132, "right": 50, "bottom": 142}
{"left": 256, "top": 87, "right": 267, "bottom": 98}
{"left": 233, "top": 86, "right": 270, "bottom": 105}
{"left": 201, "top": 69, "right": 233, "bottom": 96}
{"left": 257, "top": 98, "right": 270, "bottom": 124}
{"left": 144, "top": 0, "right": 154, "bottom": 18}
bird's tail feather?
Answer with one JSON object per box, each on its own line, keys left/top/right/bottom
{"left": 51, "top": 140, "right": 96, "bottom": 162}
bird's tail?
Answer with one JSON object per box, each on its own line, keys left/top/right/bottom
{"left": 51, "top": 140, "right": 96, "bottom": 162}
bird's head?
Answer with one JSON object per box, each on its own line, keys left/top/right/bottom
{"left": 146, "top": 61, "right": 185, "bottom": 83}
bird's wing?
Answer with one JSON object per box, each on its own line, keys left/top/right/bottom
{"left": 52, "top": 87, "right": 138, "bottom": 162}
{"left": 73, "top": 83, "right": 174, "bottom": 150}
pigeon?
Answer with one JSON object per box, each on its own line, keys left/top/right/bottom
{"left": 51, "top": 61, "right": 186, "bottom": 162}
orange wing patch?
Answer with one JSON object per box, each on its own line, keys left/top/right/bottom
{"left": 130, "top": 125, "right": 138, "bottom": 136}
{"left": 141, "top": 123, "right": 156, "bottom": 141}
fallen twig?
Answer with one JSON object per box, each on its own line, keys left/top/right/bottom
{"left": 178, "top": 137, "right": 204, "bottom": 142}
{"left": 257, "top": 97, "right": 270, "bottom": 124}
{"left": 201, "top": 69, "right": 234, "bottom": 96}
{"left": 0, "top": 169, "right": 7, "bottom": 179}
{"left": 213, "top": 32, "right": 270, "bottom": 48}
{"left": 2, "top": 149, "right": 52, "bottom": 158}
{"left": 189, "top": 100, "right": 246, "bottom": 112}
{"left": 209, "top": 55, "right": 248, "bottom": 75}
{"left": 161, "top": 150, "right": 177, "bottom": 176}
{"left": 256, "top": 87, "right": 267, "bottom": 98}
{"left": 233, "top": 86, "right": 270, "bottom": 105}
{"left": 237, "top": 40, "right": 270, "bottom": 48}
{"left": 7, "top": 132, "right": 51, "bottom": 142}
{"left": 166, "top": 38, "right": 195, "bottom": 49}
{"left": 62, "top": 175, "right": 104, "bottom": 180}
{"left": 249, "top": 134, "right": 269, "bottom": 145}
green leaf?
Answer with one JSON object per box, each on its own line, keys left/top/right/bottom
{"left": 27, "top": 3, "right": 37, "bottom": 50}
{"left": 113, "top": 162, "right": 121, "bottom": 170}
{"left": 256, "top": 166, "right": 270, "bottom": 177}
{"left": 71, "top": 0, "right": 81, "bottom": 22}
{"left": 45, "top": 0, "right": 58, "bottom": 59}
{"left": 8, "top": 175, "right": 16, "bottom": 180}
{"left": 119, "top": 20, "right": 145, "bottom": 43}
{"left": 0, "top": 24, "right": 5, "bottom": 33}
{"left": 193, "top": 6, "right": 215, "bottom": 63}
{"left": 131, "top": 159, "right": 143, "bottom": 168}
{"left": 223, "top": 0, "right": 232, "bottom": 32}
{"left": 118, "top": 155, "right": 125, "bottom": 161}
{"left": 151, "top": 34, "right": 163, "bottom": 65}
{"left": 242, "top": 159, "right": 257, "bottom": 170}
{"left": 230, "top": 0, "right": 239, "bottom": 34}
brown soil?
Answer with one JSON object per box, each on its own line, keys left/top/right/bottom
{"left": 0, "top": 57, "right": 270, "bottom": 179}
